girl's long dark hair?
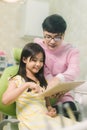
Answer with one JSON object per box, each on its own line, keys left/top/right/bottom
{"left": 17, "top": 43, "right": 47, "bottom": 88}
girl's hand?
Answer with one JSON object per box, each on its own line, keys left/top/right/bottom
{"left": 27, "top": 82, "right": 42, "bottom": 93}
{"left": 46, "top": 106, "right": 57, "bottom": 117}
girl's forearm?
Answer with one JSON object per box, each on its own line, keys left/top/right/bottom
{"left": 2, "top": 83, "right": 29, "bottom": 105}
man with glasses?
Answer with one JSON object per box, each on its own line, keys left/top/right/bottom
{"left": 34, "top": 14, "right": 80, "bottom": 120}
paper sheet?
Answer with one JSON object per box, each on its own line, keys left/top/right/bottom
{"left": 39, "top": 81, "right": 85, "bottom": 97}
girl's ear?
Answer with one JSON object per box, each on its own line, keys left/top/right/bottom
{"left": 22, "top": 57, "right": 27, "bottom": 63}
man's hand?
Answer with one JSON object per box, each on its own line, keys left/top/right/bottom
{"left": 50, "top": 92, "right": 65, "bottom": 99}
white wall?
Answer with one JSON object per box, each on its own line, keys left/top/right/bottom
{"left": 0, "top": 1, "right": 26, "bottom": 62}
{"left": 21, "top": 0, "right": 50, "bottom": 37}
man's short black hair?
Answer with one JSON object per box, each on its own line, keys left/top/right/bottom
{"left": 42, "top": 14, "right": 67, "bottom": 34}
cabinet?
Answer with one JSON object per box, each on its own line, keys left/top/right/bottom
{"left": 0, "top": 55, "right": 7, "bottom": 75}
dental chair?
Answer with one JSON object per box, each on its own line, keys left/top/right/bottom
{"left": 0, "top": 48, "right": 22, "bottom": 130}
{"left": 0, "top": 65, "right": 19, "bottom": 130}
{"left": 0, "top": 48, "right": 22, "bottom": 115}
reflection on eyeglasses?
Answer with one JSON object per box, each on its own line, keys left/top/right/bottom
{"left": 44, "top": 35, "right": 62, "bottom": 42}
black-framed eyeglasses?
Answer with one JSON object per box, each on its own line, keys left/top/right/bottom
{"left": 44, "top": 35, "right": 62, "bottom": 42}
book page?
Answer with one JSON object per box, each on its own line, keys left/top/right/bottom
{"left": 39, "top": 81, "right": 85, "bottom": 97}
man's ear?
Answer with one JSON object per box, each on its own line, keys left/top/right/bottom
{"left": 62, "top": 33, "right": 65, "bottom": 39}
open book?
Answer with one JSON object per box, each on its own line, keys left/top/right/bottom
{"left": 39, "top": 81, "right": 85, "bottom": 97}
